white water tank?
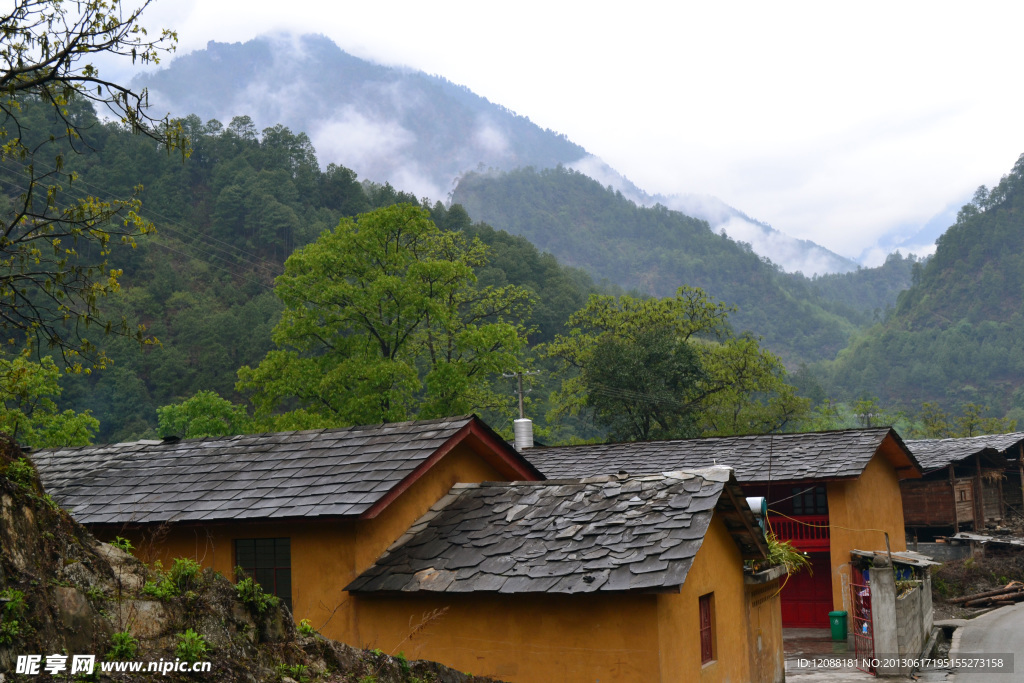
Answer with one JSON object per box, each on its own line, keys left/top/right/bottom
{"left": 513, "top": 418, "right": 534, "bottom": 451}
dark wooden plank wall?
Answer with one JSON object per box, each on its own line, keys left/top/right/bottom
{"left": 901, "top": 479, "right": 957, "bottom": 526}
{"left": 982, "top": 477, "right": 1004, "bottom": 521}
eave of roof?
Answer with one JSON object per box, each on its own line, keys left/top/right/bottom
{"left": 359, "top": 417, "right": 544, "bottom": 519}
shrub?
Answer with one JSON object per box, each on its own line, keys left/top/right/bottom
{"left": 0, "top": 589, "right": 26, "bottom": 645}
{"left": 297, "top": 618, "right": 316, "bottom": 636}
{"left": 143, "top": 557, "right": 202, "bottom": 599}
{"left": 3, "top": 458, "right": 35, "bottom": 489}
{"left": 235, "top": 576, "right": 279, "bottom": 615}
{"left": 175, "top": 628, "right": 209, "bottom": 663}
{"left": 234, "top": 569, "right": 279, "bottom": 615}
{"left": 111, "top": 536, "right": 134, "bottom": 554}
{"left": 277, "top": 663, "right": 310, "bottom": 682}
{"left": 106, "top": 631, "right": 139, "bottom": 660}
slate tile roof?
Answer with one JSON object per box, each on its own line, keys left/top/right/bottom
{"left": 526, "top": 428, "right": 914, "bottom": 483}
{"left": 347, "top": 467, "right": 765, "bottom": 595}
{"left": 32, "top": 416, "right": 531, "bottom": 525}
{"left": 904, "top": 432, "right": 1024, "bottom": 471}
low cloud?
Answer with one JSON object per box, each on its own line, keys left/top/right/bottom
{"left": 311, "top": 110, "right": 416, "bottom": 180}
{"left": 473, "top": 121, "right": 510, "bottom": 156}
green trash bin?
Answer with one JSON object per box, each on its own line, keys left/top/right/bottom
{"left": 828, "top": 610, "right": 848, "bottom": 641}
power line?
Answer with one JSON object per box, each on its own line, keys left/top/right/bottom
{"left": 0, "top": 157, "right": 280, "bottom": 291}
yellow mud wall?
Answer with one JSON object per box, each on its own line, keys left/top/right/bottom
{"left": 106, "top": 516, "right": 361, "bottom": 638}
{"left": 352, "top": 592, "right": 660, "bottom": 682}
{"left": 827, "top": 451, "right": 907, "bottom": 613}
{"left": 656, "top": 515, "right": 754, "bottom": 683}
{"left": 92, "top": 443, "right": 507, "bottom": 645}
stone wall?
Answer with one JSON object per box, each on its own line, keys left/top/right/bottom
{"left": 868, "top": 565, "right": 932, "bottom": 677}
{"left": 895, "top": 584, "right": 925, "bottom": 665}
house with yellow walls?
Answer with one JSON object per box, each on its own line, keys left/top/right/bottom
{"left": 348, "top": 467, "right": 784, "bottom": 683}
{"left": 32, "top": 416, "right": 542, "bottom": 645}
{"left": 527, "top": 427, "right": 922, "bottom": 630}
{"left": 32, "top": 416, "right": 786, "bottom": 683}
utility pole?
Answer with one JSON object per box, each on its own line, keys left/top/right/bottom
{"left": 502, "top": 370, "right": 541, "bottom": 419}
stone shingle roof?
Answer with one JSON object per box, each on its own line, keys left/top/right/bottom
{"left": 526, "top": 428, "right": 914, "bottom": 483}
{"left": 347, "top": 467, "right": 765, "bottom": 595}
{"left": 904, "top": 432, "right": 1024, "bottom": 471}
{"left": 32, "top": 416, "right": 539, "bottom": 525}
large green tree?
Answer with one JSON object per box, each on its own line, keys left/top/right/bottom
{"left": 583, "top": 325, "right": 705, "bottom": 441}
{"left": 237, "top": 204, "right": 534, "bottom": 427}
{"left": 544, "top": 286, "right": 808, "bottom": 439}
{"left": 0, "top": 0, "right": 182, "bottom": 370}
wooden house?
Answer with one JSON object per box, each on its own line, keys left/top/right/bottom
{"left": 902, "top": 432, "right": 1024, "bottom": 536}
{"left": 526, "top": 428, "right": 921, "bottom": 629}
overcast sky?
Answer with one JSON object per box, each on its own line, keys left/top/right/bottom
{"left": 119, "top": 0, "right": 1024, "bottom": 262}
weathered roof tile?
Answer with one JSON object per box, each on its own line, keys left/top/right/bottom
{"left": 526, "top": 428, "right": 917, "bottom": 483}
{"left": 905, "top": 433, "right": 1024, "bottom": 471}
{"left": 33, "top": 416, "right": 534, "bottom": 525}
{"left": 349, "top": 467, "right": 762, "bottom": 595}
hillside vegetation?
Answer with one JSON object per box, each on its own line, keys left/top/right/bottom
{"left": 826, "top": 153, "right": 1024, "bottom": 418}
{"left": 0, "top": 99, "right": 603, "bottom": 442}
{"left": 0, "top": 94, "right": 933, "bottom": 442}
{"left": 453, "top": 166, "right": 916, "bottom": 362}
{"left": 136, "top": 34, "right": 587, "bottom": 200}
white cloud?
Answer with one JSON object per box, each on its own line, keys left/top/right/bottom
{"left": 310, "top": 110, "right": 416, "bottom": 179}
{"left": 473, "top": 122, "right": 509, "bottom": 156}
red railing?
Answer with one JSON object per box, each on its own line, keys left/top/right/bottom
{"left": 767, "top": 514, "right": 830, "bottom": 551}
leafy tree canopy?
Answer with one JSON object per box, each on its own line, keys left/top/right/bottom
{"left": 0, "top": 352, "right": 98, "bottom": 447}
{"left": 910, "top": 401, "right": 1017, "bottom": 439}
{"left": 583, "top": 326, "right": 706, "bottom": 441}
{"left": 237, "top": 204, "right": 534, "bottom": 427}
{"left": 156, "top": 390, "right": 253, "bottom": 439}
{"left": 544, "top": 286, "right": 808, "bottom": 440}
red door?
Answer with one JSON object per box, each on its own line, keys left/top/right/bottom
{"left": 780, "top": 552, "right": 833, "bottom": 628}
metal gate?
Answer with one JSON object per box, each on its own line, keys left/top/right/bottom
{"left": 850, "top": 578, "right": 875, "bottom": 675}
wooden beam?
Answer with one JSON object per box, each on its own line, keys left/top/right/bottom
{"left": 974, "top": 452, "right": 984, "bottom": 529}
{"left": 724, "top": 485, "right": 765, "bottom": 557}
{"left": 1019, "top": 444, "right": 1024, "bottom": 517}
{"left": 950, "top": 464, "right": 959, "bottom": 533}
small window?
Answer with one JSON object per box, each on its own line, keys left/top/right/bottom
{"left": 235, "top": 538, "right": 292, "bottom": 609}
{"left": 792, "top": 486, "right": 828, "bottom": 515}
{"left": 699, "top": 592, "right": 715, "bottom": 664}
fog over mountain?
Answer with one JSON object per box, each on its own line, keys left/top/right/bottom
{"left": 137, "top": 33, "right": 887, "bottom": 275}
{"left": 569, "top": 156, "right": 860, "bottom": 275}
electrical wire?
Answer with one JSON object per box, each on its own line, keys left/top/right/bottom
{"left": 0, "top": 157, "right": 280, "bottom": 291}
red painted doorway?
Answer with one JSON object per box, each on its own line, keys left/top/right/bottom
{"left": 780, "top": 552, "right": 833, "bottom": 628}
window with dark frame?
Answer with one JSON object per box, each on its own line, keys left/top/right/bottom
{"left": 235, "top": 538, "right": 292, "bottom": 610}
{"left": 699, "top": 592, "right": 715, "bottom": 664}
{"left": 791, "top": 485, "right": 828, "bottom": 515}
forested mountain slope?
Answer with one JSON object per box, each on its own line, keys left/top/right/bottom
{"left": 136, "top": 34, "right": 586, "bottom": 201}
{"left": 826, "top": 154, "right": 1024, "bottom": 416}
{"left": 137, "top": 34, "right": 863, "bottom": 276}
{"left": 452, "top": 167, "right": 915, "bottom": 362}
{"left": 0, "top": 101, "right": 599, "bottom": 442}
